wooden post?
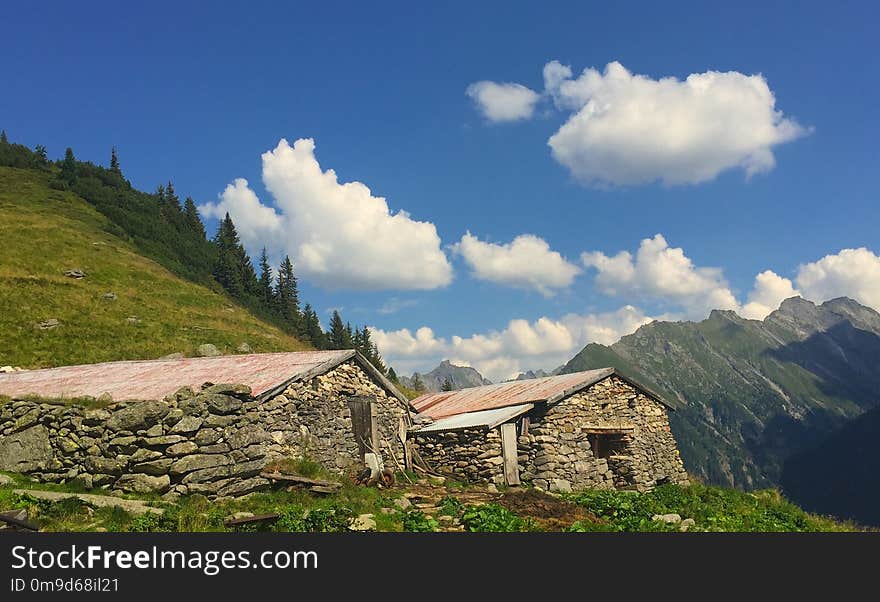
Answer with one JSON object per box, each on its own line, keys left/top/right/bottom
{"left": 348, "top": 395, "right": 378, "bottom": 466}
{"left": 398, "top": 417, "right": 413, "bottom": 471}
{"left": 500, "top": 422, "right": 520, "bottom": 486}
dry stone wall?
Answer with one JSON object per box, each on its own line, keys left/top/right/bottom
{"left": 412, "top": 428, "right": 503, "bottom": 483}
{"left": 0, "top": 360, "right": 408, "bottom": 498}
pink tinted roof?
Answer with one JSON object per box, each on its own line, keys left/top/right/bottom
{"left": 411, "top": 368, "right": 615, "bottom": 419}
{"left": 0, "top": 351, "right": 354, "bottom": 402}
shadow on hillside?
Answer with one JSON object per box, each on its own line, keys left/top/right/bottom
{"left": 781, "top": 404, "right": 880, "bottom": 527}
{"left": 765, "top": 321, "right": 880, "bottom": 409}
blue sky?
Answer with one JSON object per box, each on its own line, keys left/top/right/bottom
{"left": 4, "top": 1, "right": 879, "bottom": 379}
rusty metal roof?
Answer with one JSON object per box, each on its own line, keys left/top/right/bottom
{"left": 411, "top": 403, "right": 534, "bottom": 434}
{"left": 0, "top": 350, "right": 403, "bottom": 403}
{"left": 410, "top": 367, "right": 675, "bottom": 419}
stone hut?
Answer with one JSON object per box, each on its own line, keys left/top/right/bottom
{"left": 409, "top": 368, "right": 688, "bottom": 492}
{"left": 0, "top": 350, "right": 408, "bottom": 498}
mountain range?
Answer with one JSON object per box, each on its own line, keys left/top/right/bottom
{"left": 400, "top": 359, "right": 492, "bottom": 392}
{"left": 562, "top": 295, "right": 880, "bottom": 524}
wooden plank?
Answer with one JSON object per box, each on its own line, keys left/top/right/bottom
{"left": 260, "top": 472, "right": 341, "bottom": 488}
{"left": 500, "top": 422, "right": 520, "bottom": 486}
{"left": 399, "top": 418, "right": 412, "bottom": 471}
{"left": 348, "top": 395, "right": 376, "bottom": 463}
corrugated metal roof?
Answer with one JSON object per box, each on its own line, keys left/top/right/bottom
{"left": 411, "top": 368, "right": 616, "bottom": 419}
{"left": 411, "top": 403, "right": 534, "bottom": 433}
{"left": 0, "top": 350, "right": 363, "bottom": 402}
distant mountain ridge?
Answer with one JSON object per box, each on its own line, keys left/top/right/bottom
{"left": 512, "top": 366, "right": 564, "bottom": 381}
{"left": 561, "top": 296, "right": 880, "bottom": 524}
{"left": 400, "top": 360, "right": 491, "bottom": 392}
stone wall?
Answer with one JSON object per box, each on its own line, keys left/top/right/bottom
{"left": 412, "top": 428, "right": 502, "bottom": 483}
{"left": 411, "top": 375, "right": 688, "bottom": 492}
{"left": 0, "top": 359, "right": 409, "bottom": 498}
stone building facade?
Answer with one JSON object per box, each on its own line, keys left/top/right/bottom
{"left": 0, "top": 352, "right": 409, "bottom": 499}
{"left": 411, "top": 371, "right": 688, "bottom": 492}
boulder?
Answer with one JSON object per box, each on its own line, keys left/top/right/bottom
{"left": 205, "top": 394, "right": 242, "bottom": 415}
{"left": 117, "top": 474, "right": 171, "bottom": 494}
{"left": 0, "top": 425, "right": 53, "bottom": 472}
{"left": 106, "top": 401, "right": 170, "bottom": 432}
{"left": 652, "top": 513, "right": 682, "bottom": 524}
{"left": 197, "top": 344, "right": 221, "bottom": 357}
{"left": 350, "top": 514, "right": 376, "bottom": 531}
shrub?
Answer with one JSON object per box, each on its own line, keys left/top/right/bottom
{"left": 401, "top": 510, "right": 438, "bottom": 532}
{"left": 461, "top": 503, "right": 530, "bottom": 532}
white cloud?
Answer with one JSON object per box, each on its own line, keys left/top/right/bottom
{"left": 377, "top": 297, "right": 418, "bottom": 315}
{"left": 200, "top": 138, "right": 453, "bottom": 290}
{"left": 796, "top": 247, "right": 880, "bottom": 311}
{"left": 582, "top": 234, "right": 739, "bottom": 318}
{"left": 466, "top": 81, "right": 540, "bottom": 122}
{"left": 452, "top": 232, "right": 581, "bottom": 296}
{"left": 372, "top": 305, "right": 654, "bottom": 382}
{"left": 740, "top": 270, "right": 800, "bottom": 320}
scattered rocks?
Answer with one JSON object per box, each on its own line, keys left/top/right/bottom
{"left": 63, "top": 269, "right": 85, "bottom": 279}
{"left": 197, "top": 344, "right": 221, "bottom": 357}
{"left": 350, "top": 514, "right": 376, "bottom": 531}
{"left": 36, "top": 318, "right": 59, "bottom": 330}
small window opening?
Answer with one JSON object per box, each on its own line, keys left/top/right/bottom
{"left": 588, "top": 433, "right": 629, "bottom": 459}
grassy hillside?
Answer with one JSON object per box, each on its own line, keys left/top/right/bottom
{"left": 0, "top": 166, "right": 310, "bottom": 368}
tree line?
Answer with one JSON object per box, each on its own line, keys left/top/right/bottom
{"left": 0, "top": 131, "right": 389, "bottom": 374}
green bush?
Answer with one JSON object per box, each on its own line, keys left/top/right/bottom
{"left": 274, "top": 505, "right": 353, "bottom": 532}
{"left": 461, "top": 503, "right": 530, "bottom": 532}
{"left": 401, "top": 510, "right": 438, "bottom": 532}
{"left": 438, "top": 495, "right": 464, "bottom": 517}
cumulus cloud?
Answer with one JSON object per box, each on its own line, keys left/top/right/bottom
{"left": 466, "top": 81, "right": 541, "bottom": 122}
{"left": 582, "top": 234, "right": 739, "bottom": 318}
{"left": 200, "top": 138, "right": 453, "bottom": 290}
{"left": 796, "top": 247, "right": 880, "bottom": 311}
{"left": 740, "top": 270, "right": 800, "bottom": 320}
{"left": 372, "top": 305, "right": 654, "bottom": 382}
{"left": 470, "top": 60, "right": 808, "bottom": 186}
{"left": 452, "top": 232, "right": 581, "bottom": 296}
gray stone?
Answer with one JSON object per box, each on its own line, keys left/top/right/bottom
{"left": 166, "top": 441, "right": 198, "bottom": 456}
{"left": 165, "top": 386, "right": 195, "bottom": 403}
{"left": 204, "top": 414, "right": 238, "bottom": 427}
{"left": 125, "top": 316, "right": 141, "bottom": 325}
{"left": 201, "top": 383, "right": 252, "bottom": 398}
{"left": 144, "top": 424, "right": 164, "bottom": 437}
{"left": 0, "top": 425, "right": 53, "bottom": 472}
{"left": 197, "top": 343, "right": 221, "bottom": 357}
{"left": 235, "top": 343, "right": 252, "bottom": 354}
{"left": 159, "top": 352, "right": 183, "bottom": 360}
{"left": 0, "top": 474, "right": 15, "bottom": 486}
{"left": 205, "top": 394, "right": 242, "bottom": 415}
{"left": 83, "top": 408, "right": 111, "bottom": 426}
{"left": 143, "top": 435, "right": 187, "bottom": 447}
{"left": 679, "top": 518, "right": 696, "bottom": 531}
{"left": 170, "top": 454, "right": 231, "bottom": 475}
{"left": 132, "top": 459, "right": 173, "bottom": 476}
{"left": 181, "top": 465, "right": 231, "bottom": 484}
{"left": 652, "top": 513, "right": 682, "bottom": 524}
{"left": 350, "top": 514, "right": 376, "bottom": 531}
{"left": 216, "top": 476, "right": 268, "bottom": 497}
{"left": 117, "top": 474, "right": 170, "bottom": 494}
{"left": 131, "top": 449, "right": 163, "bottom": 463}
{"left": 36, "top": 318, "right": 60, "bottom": 330}
{"left": 106, "top": 401, "right": 170, "bottom": 432}
{"left": 193, "top": 428, "right": 221, "bottom": 446}
{"left": 169, "top": 415, "right": 202, "bottom": 434}
{"left": 393, "top": 497, "right": 412, "bottom": 510}
{"left": 103, "top": 292, "right": 117, "bottom": 301}
{"left": 84, "top": 457, "right": 126, "bottom": 476}
{"left": 227, "top": 424, "right": 269, "bottom": 449}
{"left": 12, "top": 408, "right": 41, "bottom": 433}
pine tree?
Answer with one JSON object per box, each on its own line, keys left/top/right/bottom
{"left": 411, "top": 373, "right": 426, "bottom": 392}
{"left": 183, "top": 197, "right": 206, "bottom": 239}
{"left": 275, "top": 255, "right": 300, "bottom": 327}
{"left": 110, "top": 147, "right": 120, "bottom": 173}
{"left": 328, "top": 311, "right": 347, "bottom": 349}
{"left": 344, "top": 322, "right": 355, "bottom": 349}
{"left": 33, "top": 145, "right": 48, "bottom": 167}
{"left": 0, "top": 130, "right": 7, "bottom": 145}
{"left": 212, "top": 212, "right": 258, "bottom": 298}
{"left": 387, "top": 367, "right": 399, "bottom": 383}
{"left": 155, "top": 184, "right": 166, "bottom": 205}
{"left": 302, "top": 304, "right": 326, "bottom": 349}
{"left": 60, "top": 148, "right": 77, "bottom": 184}
{"left": 441, "top": 377, "right": 455, "bottom": 391}
{"left": 258, "top": 248, "right": 274, "bottom": 308}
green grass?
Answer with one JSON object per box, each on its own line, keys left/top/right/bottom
{"left": 0, "top": 167, "right": 310, "bottom": 369}
{"left": 566, "top": 483, "right": 859, "bottom": 532}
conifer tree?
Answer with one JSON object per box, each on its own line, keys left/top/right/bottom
{"left": 212, "top": 212, "right": 258, "bottom": 298}
{"left": 302, "top": 304, "right": 326, "bottom": 349}
{"left": 387, "top": 367, "right": 399, "bottom": 383}
{"left": 60, "top": 148, "right": 77, "bottom": 184}
{"left": 411, "top": 373, "right": 426, "bottom": 392}
{"left": 441, "top": 377, "right": 455, "bottom": 391}
{"left": 33, "top": 145, "right": 48, "bottom": 167}
{"left": 0, "top": 130, "right": 7, "bottom": 144}
{"left": 258, "top": 248, "right": 274, "bottom": 307}
{"left": 183, "top": 197, "right": 206, "bottom": 239}
{"left": 328, "top": 310, "right": 348, "bottom": 349}
{"left": 110, "top": 147, "right": 120, "bottom": 173}
{"left": 165, "top": 181, "right": 182, "bottom": 212}
{"left": 275, "top": 255, "right": 300, "bottom": 327}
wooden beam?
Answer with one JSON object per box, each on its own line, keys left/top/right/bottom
{"left": 500, "top": 422, "right": 520, "bottom": 486}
